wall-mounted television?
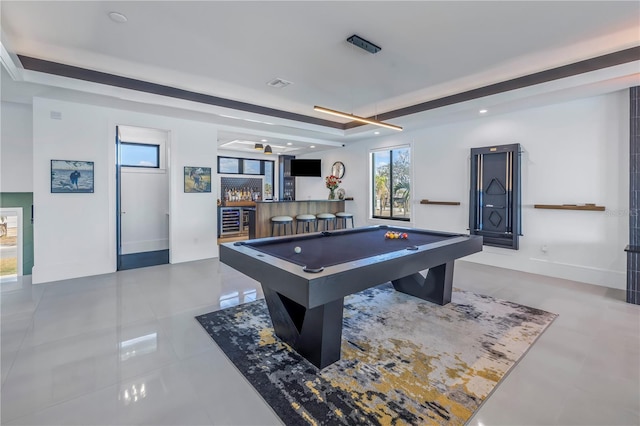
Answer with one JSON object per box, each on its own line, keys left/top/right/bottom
{"left": 290, "top": 159, "right": 322, "bottom": 177}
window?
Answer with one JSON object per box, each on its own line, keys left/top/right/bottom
{"left": 243, "top": 159, "right": 261, "bottom": 175}
{"left": 372, "top": 146, "right": 411, "bottom": 221}
{"left": 263, "top": 161, "right": 274, "bottom": 199}
{"left": 120, "top": 143, "right": 160, "bottom": 168}
{"left": 218, "top": 157, "right": 240, "bottom": 174}
{"left": 217, "top": 155, "right": 275, "bottom": 199}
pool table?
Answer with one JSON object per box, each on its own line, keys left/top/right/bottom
{"left": 219, "top": 225, "right": 482, "bottom": 368}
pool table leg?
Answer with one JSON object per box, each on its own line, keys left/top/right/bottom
{"left": 391, "top": 261, "right": 454, "bottom": 305}
{"left": 261, "top": 286, "right": 344, "bottom": 369}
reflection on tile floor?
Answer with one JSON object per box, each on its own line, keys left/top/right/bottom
{"left": 1, "top": 259, "right": 639, "bottom": 425}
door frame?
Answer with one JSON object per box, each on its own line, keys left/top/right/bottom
{"left": 115, "top": 125, "right": 171, "bottom": 271}
{"left": 116, "top": 125, "right": 122, "bottom": 269}
{"left": 0, "top": 207, "right": 23, "bottom": 278}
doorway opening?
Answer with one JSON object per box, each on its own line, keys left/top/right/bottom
{"left": 0, "top": 208, "right": 23, "bottom": 282}
{"left": 116, "top": 125, "right": 170, "bottom": 271}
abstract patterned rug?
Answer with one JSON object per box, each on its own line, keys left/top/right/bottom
{"left": 196, "top": 284, "right": 557, "bottom": 425}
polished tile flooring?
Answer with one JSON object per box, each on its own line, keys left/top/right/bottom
{"left": 1, "top": 260, "right": 638, "bottom": 425}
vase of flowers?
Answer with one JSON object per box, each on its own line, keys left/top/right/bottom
{"left": 325, "top": 175, "right": 341, "bottom": 200}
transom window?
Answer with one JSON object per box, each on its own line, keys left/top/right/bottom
{"left": 120, "top": 142, "right": 160, "bottom": 168}
{"left": 371, "top": 146, "right": 411, "bottom": 221}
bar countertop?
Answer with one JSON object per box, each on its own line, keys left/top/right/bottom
{"left": 256, "top": 200, "right": 345, "bottom": 203}
{"left": 251, "top": 199, "right": 346, "bottom": 238}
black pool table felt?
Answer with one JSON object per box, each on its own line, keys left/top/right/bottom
{"left": 245, "top": 228, "right": 455, "bottom": 270}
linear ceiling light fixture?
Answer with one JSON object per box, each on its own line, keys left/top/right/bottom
{"left": 313, "top": 106, "right": 403, "bottom": 131}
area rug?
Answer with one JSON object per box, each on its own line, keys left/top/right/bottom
{"left": 196, "top": 284, "right": 557, "bottom": 425}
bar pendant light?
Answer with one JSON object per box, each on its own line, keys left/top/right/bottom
{"left": 313, "top": 106, "right": 403, "bottom": 131}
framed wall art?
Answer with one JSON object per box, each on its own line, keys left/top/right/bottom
{"left": 184, "top": 166, "right": 212, "bottom": 193}
{"left": 51, "top": 160, "right": 95, "bottom": 193}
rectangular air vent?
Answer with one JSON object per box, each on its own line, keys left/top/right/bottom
{"left": 266, "top": 78, "right": 293, "bottom": 88}
{"left": 347, "top": 34, "right": 381, "bottom": 54}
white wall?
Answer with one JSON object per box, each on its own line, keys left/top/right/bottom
{"left": 32, "top": 97, "right": 218, "bottom": 284}
{"left": 298, "top": 91, "right": 629, "bottom": 289}
{"left": 1, "top": 101, "right": 33, "bottom": 192}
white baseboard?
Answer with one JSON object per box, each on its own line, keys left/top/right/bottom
{"left": 32, "top": 260, "right": 114, "bottom": 284}
{"left": 463, "top": 251, "right": 625, "bottom": 290}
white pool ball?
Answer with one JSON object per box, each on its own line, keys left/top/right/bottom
{"left": 294, "top": 246, "right": 302, "bottom": 254}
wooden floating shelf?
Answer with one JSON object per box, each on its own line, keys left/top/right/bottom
{"left": 534, "top": 204, "right": 605, "bottom": 211}
{"left": 420, "top": 200, "right": 461, "bottom": 206}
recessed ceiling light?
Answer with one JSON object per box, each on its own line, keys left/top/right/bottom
{"left": 374, "top": 131, "right": 380, "bottom": 135}
{"left": 108, "top": 12, "right": 128, "bottom": 23}
{"left": 479, "top": 109, "right": 488, "bottom": 114}
{"left": 261, "top": 139, "right": 267, "bottom": 142}
{"left": 310, "top": 146, "right": 316, "bottom": 148}
{"left": 287, "top": 142, "right": 292, "bottom": 146}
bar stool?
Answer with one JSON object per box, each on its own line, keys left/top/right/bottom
{"left": 316, "top": 213, "right": 336, "bottom": 231}
{"left": 271, "top": 216, "right": 293, "bottom": 236}
{"left": 296, "top": 214, "right": 317, "bottom": 234}
{"left": 335, "top": 212, "right": 355, "bottom": 229}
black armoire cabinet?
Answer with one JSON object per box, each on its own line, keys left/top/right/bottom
{"left": 469, "top": 143, "right": 522, "bottom": 249}
{"left": 279, "top": 155, "right": 295, "bottom": 201}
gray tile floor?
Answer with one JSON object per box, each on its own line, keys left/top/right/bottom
{"left": 1, "top": 259, "right": 638, "bottom": 425}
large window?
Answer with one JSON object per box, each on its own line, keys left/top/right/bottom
{"left": 372, "top": 146, "right": 411, "bottom": 221}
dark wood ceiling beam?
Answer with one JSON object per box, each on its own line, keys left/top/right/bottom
{"left": 17, "top": 55, "right": 345, "bottom": 130}
{"left": 344, "top": 46, "right": 640, "bottom": 129}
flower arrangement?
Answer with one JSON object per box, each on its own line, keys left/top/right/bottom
{"left": 325, "top": 175, "right": 341, "bottom": 200}
{"left": 325, "top": 175, "right": 341, "bottom": 190}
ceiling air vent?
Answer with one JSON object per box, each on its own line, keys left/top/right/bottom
{"left": 347, "top": 34, "right": 381, "bottom": 54}
{"left": 266, "top": 78, "right": 293, "bottom": 88}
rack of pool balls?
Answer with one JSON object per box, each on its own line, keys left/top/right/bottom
{"left": 384, "top": 231, "right": 408, "bottom": 239}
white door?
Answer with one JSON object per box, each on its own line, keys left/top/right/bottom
{"left": 121, "top": 169, "right": 169, "bottom": 254}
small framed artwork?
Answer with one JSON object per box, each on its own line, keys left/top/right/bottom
{"left": 184, "top": 166, "right": 212, "bottom": 193}
{"left": 51, "top": 160, "right": 95, "bottom": 193}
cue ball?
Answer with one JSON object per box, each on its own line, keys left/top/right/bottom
{"left": 294, "top": 246, "right": 302, "bottom": 254}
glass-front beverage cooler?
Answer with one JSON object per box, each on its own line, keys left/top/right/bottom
{"left": 219, "top": 207, "right": 241, "bottom": 236}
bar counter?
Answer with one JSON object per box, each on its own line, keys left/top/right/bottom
{"left": 251, "top": 200, "right": 345, "bottom": 239}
